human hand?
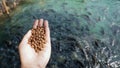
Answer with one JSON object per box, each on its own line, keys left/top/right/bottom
{"left": 19, "top": 19, "right": 51, "bottom": 68}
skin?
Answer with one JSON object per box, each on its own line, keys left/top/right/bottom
{"left": 19, "top": 19, "right": 51, "bottom": 68}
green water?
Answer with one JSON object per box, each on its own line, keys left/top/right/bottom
{"left": 0, "top": 0, "right": 120, "bottom": 68}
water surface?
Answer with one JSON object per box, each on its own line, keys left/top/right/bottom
{"left": 0, "top": 0, "right": 120, "bottom": 68}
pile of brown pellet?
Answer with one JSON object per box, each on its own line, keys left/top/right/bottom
{"left": 28, "top": 26, "right": 46, "bottom": 52}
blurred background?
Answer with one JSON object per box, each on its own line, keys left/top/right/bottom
{"left": 0, "top": 0, "right": 120, "bottom": 68}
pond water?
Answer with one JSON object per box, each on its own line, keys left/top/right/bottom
{"left": 0, "top": 0, "right": 120, "bottom": 68}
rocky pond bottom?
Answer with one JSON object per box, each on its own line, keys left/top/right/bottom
{"left": 0, "top": 0, "right": 120, "bottom": 68}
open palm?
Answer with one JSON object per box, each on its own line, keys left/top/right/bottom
{"left": 19, "top": 19, "right": 51, "bottom": 68}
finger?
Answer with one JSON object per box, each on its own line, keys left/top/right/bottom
{"left": 19, "top": 30, "right": 32, "bottom": 47}
{"left": 33, "top": 20, "right": 38, "bottom": 29}
{"left": 44, "top": 20, "right": 50, "bottom": 43}
{"left": 21, "top": 30, "right": 32, "bottom": 44}
{"left": 24, "top": 30, "right": 32, "bottom": 39}
{"left": 38, "top": 19, "right": 43, "bottom": 27}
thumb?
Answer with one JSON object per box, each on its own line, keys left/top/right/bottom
{"left": 23, "top": 30, "right": 32, "bottom": 40}
{"left": 21, "top": 30, "right": 31, "bottom": 44}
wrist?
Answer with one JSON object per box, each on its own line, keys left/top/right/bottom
{"left": 21, "top": 63, "right": 46, "bottom": 68}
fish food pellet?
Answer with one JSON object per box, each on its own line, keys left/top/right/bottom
{"left": 28, "top": 26, "right": 46, "bottom": 52}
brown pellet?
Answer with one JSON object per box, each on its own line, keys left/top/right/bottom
{"left": 28, "top": 26, "right": 46, "bottom": 53}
